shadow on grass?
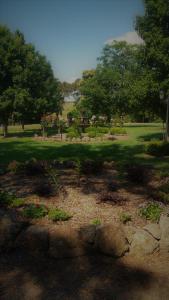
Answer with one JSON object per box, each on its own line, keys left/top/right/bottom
{"left": 138, "top": 132, "right": 164, "bottom": 142}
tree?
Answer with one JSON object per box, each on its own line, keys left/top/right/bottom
{"left": 136, "top": 0, "right": 169, "bottom": 136}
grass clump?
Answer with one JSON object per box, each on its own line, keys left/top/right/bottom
{"left": 0, "top": 191, "right": 25, "bottom": 208}
{"left": 120, "top": 212, "right": 132, "bottom": 224}
{"left": 91, "top": 218, "right": 101, "bottom": 225}
{"left": 146, "top": 141, "right": 169, "bottom": 157}
{"left": 22, "top": 204, "right": 48, "bottom": 219}
{"left": 48, "top": 208, "right": 72, "bottom": 221}
{"left": 139, "top": 203, "right": 163, "bottom": 222}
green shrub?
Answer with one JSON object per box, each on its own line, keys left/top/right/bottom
{"left": 66, "top": 126, "right": 81, "bottom": 139}
{"left": 139, "top": 203, "right": 163, "bottom": 222}
{"left": 48, "top": 208, "right": 71, "bottom": 221}
{"left": 92, "top": 218, "right": 101, "bottom": 225}
{"left": 120, "top": 212, "right": 132, "bottom": 224}
{"left": 77, "top": 159, "right": 103, "bottom": 175}
{"left": 9, "top": 198, "right": 25, "bottom": 208}
{"left": 22, "top": 204, "right": 48, "bottom": 218}
{"left": 146, "top": 141, "right": 169, "bottom": 157}
{"left": 0, "top": 191, "right": 25, "bottom": 208}
{"left": 110, "top": 127, "right": 127, "bottom": 135}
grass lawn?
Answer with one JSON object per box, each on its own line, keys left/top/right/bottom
{"left": 0, "top": 123, "right": 168, "bottom": 171}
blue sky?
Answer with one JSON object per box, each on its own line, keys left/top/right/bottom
{"left": 0, "top": 0, "right": 144, "bottom": 82}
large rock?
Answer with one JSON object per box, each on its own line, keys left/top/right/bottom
{"left": 17, "top": 225, "right": 49, "bottom": 254}
{"left": 130, "top": 229, "right": 159, "bottom": 256}
{"left": 95, "top": 224, "right": 129, "bottom": 257}
{"left": 159, "top": 215, "right": 169, "bottom": 253}
{"left": 0, "top": 214, "right": 24, "bottom": 251}
{"left": 123, "top": 225, "right": 136, "bottom": 244}
{"left": 144, "top": 223, "right": 161, "bottom": 240}
{"left": 49, "top": 225, "right": 93, "bottom": 258}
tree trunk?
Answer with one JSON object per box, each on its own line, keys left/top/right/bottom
{"left": 21, "top": 121, "right": 25, "bottom": 131}
{"left": 3, "top": 123, "right": 8, "bottom": 138}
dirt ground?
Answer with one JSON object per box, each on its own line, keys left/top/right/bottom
{"left": 1, "top": 250, "right": 169, "bottom": 300}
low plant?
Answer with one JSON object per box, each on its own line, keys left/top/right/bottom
{"left": 92, "top": 218, "right": 101, "bottom": 225}
{"left": 77, "top": 159, "right": 103, "bottom": 175}
{"left": 125, "top": 164, "right": 151, "bottom": 184}
{"left": 22, "top": 203, "right": 48, "bottom": 218}
{"left": 24, "top": 158, "right": 45, "bottom": 176}
{"left": 48, "top": 208, "right": 72, "bottom": 221}
{"left": 139, "top": 203, "right": 163, "bottom": 222}
{"left": 34, "top": 181, "right": 53, "bottom": 196}
{"left": 146, "top": 141, "right": 169, "bottom": 157}
{"left": 0, "top": 191, "right": 24, "bottom": 208}
{"left": 7, "top": 160, "right": 22, "bottom": 174}
{"left": 110, "top": 127, "right": 127, "bottom": 135}
{"left": 120, "top": 212, "right": 132, "bottom": 224}
{"left": 97, "top": 191, "right": 125, "bottom": 205}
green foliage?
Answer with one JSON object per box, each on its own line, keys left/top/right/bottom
{"left": 146, "top": 141, "right": 169, "bottom": 156}
{"left": 66, "top": 126, "right": 81, "bottom": 139}
{"left": 48, "top": 208, "right": 71, "bottom": 221}
{"left": 0, "top": 191, "right": 25, "bottom": 208}
{"left": 120, "top": 212, "right": 132, "bottom": 224}
{"left": 22, "top": 204, "right": 48, "bottom": 219}
{"left": 110, "top": 127, "right": 127, "bottom": 135}
{"left": 139, "top": 203, "right": 163, "bottom": 222}
{"left": 92, "top": 218, "right": 101, "bottom": 225}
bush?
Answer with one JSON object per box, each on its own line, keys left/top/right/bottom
{"left": 0, "top": 191, "right": 25, "bottom": 207}
{"left": 77, "top": 159, "right": 103, "bottom": 175}
{"left": 24, "top": 158, "right": 45, "bottom": 176}
{"left": 22, "top": 204, "right": 48, "bottom": 219}
{"left": 7, "top": 160, "right": 22, "bottom": 174}
{"left": 139, "top": 203, "right": 163, "bottom": 222}
{"left": 110, "top": 127, "right": 127, "bottom": 135}
{"left": 125, "top": 164, "right": 151, "bottom": 184}
{"left": 92, "top": 218, "right": 101, "bottom": 225}
{"left": 97, "top": 191, "right": 125, "bottom": 205}
{"left": 66, "top": 126, "right": 81, "bottom": 139}
{"left": 48, "top": 208, "right": 71, "bottom": 221}
{"left": 146, "top": 141, "right": 169, "bottom": 157}
{"left": 120, "top": 212, "right": 132, "bottom": 224}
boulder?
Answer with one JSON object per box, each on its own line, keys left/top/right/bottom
{"left": 78, "top": 225, "right": 96, "bottom": 244}
{"left": 95, "top": 224, "right": 129, "bottom": 257}
{"left": 49, "top": 226, "right": 88, "bottom": 258}
{"left": 144, "top": 223, "right": 161, "bottom": 240}
{"left": 130, "top": 229, "right": 159, "bottom": 256}
{"left": 123, "top": 225, "right": 136, "bottom": 244}
{"left": 159, "top": 215, "right": 169, "bottom": 253}
{"left": 17, "top": 225, "right": 49, "bottom": 254}
{"left": 0, "top": 214, "right": 25, "bottom": 251}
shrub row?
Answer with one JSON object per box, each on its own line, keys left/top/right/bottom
{"left": 146, "top": 141, "right": 169, "bottom": 157}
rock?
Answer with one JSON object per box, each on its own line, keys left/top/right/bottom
{"left": 78, "top": 225, "right": 96, "bottom": 244}
{"left": 144, "top": 223, "right": 161, "bottom": 240}
{"left": 123, "top": 225, "right": 136, "bottom": 244}
{"left": 103, "top": 161, "right": 114, "bottom": 169}
{"left": 49, "top": 226, "right": 87, "bottom": 258}
{"left": 17, "top": 225, "right": 49, "bottom": 254}
{"left": 130, "top": 229, "right": 159, "bottom": 256}
{"left": 0, "top": 214, "right": 25, "bottom": 252}
{"left": 95, "top": 224, "right": 129, "bottom": 257}
{"left": 159, "top": 215, "right": 169, "bottom": 253}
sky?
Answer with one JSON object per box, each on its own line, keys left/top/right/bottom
{"left": 0, "top": 0, "right": 144, "bottom": 82}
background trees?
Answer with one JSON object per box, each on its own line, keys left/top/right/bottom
{"left": 0, "top": 25, "right": 63, "bottom": 137}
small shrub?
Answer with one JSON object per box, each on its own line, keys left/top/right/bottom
{"left": 7, "top": 160, "right": 22, "bottom": 174}
{"left": 77, "top": 159, "right": 103, "bottom": 175}
{"left": 110, "top": 127, "right": 127, "bottom": 135}
{"left": 9, "top": 198, "right": 25, "bottom": 208}
{"left": 125, "top": 164, "right": 151, "bottom": 184}
{"left": 120, "top": 212, "right": 132, "bottom": 224}
{"left": 92, "top": 218, "right": 101, "bottom": 225}
{"left": 24, "top": 158, "right": 45, "bottom": 176}
{"left": 48, "top": 208, "right": 71, "bottom": 221}
{"left": 139, "top": 203, "right": 163, "bottom": 222}
{"left": 22, "top": 204, "right": 48, "bottom": 218}
{"left": 34, "top": 181, "right": 53, "bottom": 196}
{"left": 66, "top": 126, "right": 81, "bottom": 139}
{"left": 97, "top": 191, "right": 125, "bottom": 205}
{"left": 146, "top": 141, "right": 169, "bottom": 157}
{"left": 0, "top": 191, "right": 25, "bottom": 208}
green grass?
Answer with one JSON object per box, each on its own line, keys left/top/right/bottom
{"left": 0, "top": 123, "right": 168, "bottom": 171}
